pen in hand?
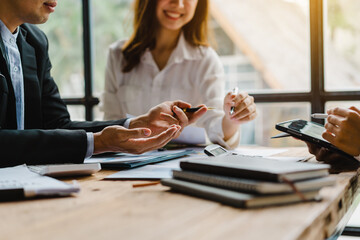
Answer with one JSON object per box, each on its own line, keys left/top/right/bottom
{"left": 311, "top": 113, "right": 328, "bottom": 119}
{"left": 182, "top": 107, "right": 215, "bottom": 112}
{"left": 230, "top": 87, "right": 238, "bottom": 115}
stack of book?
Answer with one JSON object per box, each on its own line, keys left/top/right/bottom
{"left": 161, "top": 155, "right": 335, "bottom": 208}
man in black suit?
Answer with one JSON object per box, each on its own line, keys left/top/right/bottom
{"left": 0, "top": 0, "right": 207, "bottom": 167}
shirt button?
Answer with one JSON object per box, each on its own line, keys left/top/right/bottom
{"left": 13, "top": 66, "right": 18, "bottom": 72}
{"left": 9, "top": 38, "right": 15, "bottom": 45}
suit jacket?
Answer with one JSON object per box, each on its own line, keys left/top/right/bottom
{"left": 0, "top": 24, "right": 126, "bottom": 167}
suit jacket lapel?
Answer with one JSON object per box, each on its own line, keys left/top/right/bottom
{"left": 17, "top": 27, "right": 41, "bottom": 129}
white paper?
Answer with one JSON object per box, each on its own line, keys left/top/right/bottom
{"left": 232, "top": 147, "right": 287, "bottom": 157}
{"left": 0, "top": 165, "right": 79, "bottom": 197}
{"left": 171, "top": 126, "right": 206, "bottom": 145}
{"left": 267, "top": 156, "right": 307, "bottom": 162}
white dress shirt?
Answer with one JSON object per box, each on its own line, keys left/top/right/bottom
{"left": 100, "top": 33, "right": 239, "bottom": 149}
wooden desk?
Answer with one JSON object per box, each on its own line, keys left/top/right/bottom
{"left": 1, "top": 148, "right": 359, "bottom": 240}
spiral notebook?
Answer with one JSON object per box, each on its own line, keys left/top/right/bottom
{"left": 172, "top": 170, "right": 335, "bottom": 194}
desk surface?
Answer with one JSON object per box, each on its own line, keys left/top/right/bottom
{"left": 1, "top": 147, "right": 359, "bottom": 240}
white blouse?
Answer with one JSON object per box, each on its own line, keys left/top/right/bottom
{"left": 100, "top": 34, "right": 239, "bottom": 148}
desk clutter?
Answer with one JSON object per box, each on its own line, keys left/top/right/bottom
{"left": 0, "top": 147, "right": 335, "bottom": 207}
{"left": 161, "top": 155, "right": 335, "bottom": 208}
{"left": 0, "top": 165, "right": 79, "bottom": 201}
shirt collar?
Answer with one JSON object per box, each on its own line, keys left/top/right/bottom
{"left": 0, "top": 19, "right": 20, "bottom": 45}
{"left": 141, "top": 32, "right": 204, "bottom": 67}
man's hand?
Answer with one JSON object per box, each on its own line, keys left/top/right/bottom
{"left": 305, "top": 142, "right": 360, "bottom": 173}
{"left": 323, "top": 106, "right": 360, "bottom": 156}
{"left": 93, "top": 125, "right": 181, "bottom": 155}
{"left": 129, "top": 100, "right": 207, "bottom": 137}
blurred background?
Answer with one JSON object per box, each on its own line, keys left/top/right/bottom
{"left": 38, "top": 0, "right": 360, "bottom": 149}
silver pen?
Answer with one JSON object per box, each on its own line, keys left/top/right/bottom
{"left": 230, "top": 87, "right": 238, "bottom": 115}
{"left": 311, "top": 113, "right": 328, "bottom": 119}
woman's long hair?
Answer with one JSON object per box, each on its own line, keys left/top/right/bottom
{"left": 122, "top": 0, "right": 209, "bottom": 73}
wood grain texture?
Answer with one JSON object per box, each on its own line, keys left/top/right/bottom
{"left": 0, "top": 147, "right": 358, "bottom": 240}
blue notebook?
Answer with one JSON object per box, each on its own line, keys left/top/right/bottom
{"left": 87, "top": 149, "right": 195, "bottom": 169}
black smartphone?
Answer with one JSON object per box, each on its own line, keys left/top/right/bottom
{"left": 275, "top": 119, "right": 356, "bottom": 161}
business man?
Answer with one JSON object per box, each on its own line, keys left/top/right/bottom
{"left": 0, "top": 0, "right": 207, "bottom": 167}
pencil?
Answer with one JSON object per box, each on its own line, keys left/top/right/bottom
{"left": 182, "top": 107, "right": 216, "bottom": 112}
{"left": 132, "top": 181, "right": 161, "bottom": 188}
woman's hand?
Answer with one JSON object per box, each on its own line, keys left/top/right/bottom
{"left": 323, "top": 106, "right": 360, "bottom": 156}
{"left": 220, "top": 90, "right": 257, "bottom": 142}
{"left": 223, "top": 91, "right": 257, "bottom": 124}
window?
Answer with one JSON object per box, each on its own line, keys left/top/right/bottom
{"left": 40, "top": 0, "right": 359, "bottom": 147}
{"left": 325, "top": 0, "right": 360, "bottom": 91}
{"left": 38, "top": 0, "right": 84, "bottom": 120}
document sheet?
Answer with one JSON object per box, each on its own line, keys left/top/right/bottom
{"left": 0, "top": 165, "right": 79, "bottom": 198}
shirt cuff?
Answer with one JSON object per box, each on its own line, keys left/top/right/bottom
{"left": 206, "top": 117, "right": 240, "bottom": 150}
{"left": 355, "top": 154, "right": 360, "bottom": 162}
{"left": 124, "top": 118, "right": 131, "bottom": 129}
{"left": 85, "top": 132, "right": 94, "bottom": 159}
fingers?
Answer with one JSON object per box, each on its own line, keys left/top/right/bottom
{"left": 129, "top": 125, "right": 181, "bottom": 153}
{"left": 172, "top": 100, "right": 192, "bottom": 109}
{"left": 187, "top": 105, "right": 207, "bottom": 124}
{"left": 324, "top": 121, "right": 340, "bottom": 136}
{"left": 322, "top": 130, "right": 336, "bottom": 144}
{"left": 349, "top": 106, "right": 360, "bottom": 114}
{"left": 172, "top": 106, "right": 189, "bottom": 127}
{"left": 326, "top": 114, "right": 343, "bottom": 128}
{"left": 229, "top": 99, "right": 256, "bottom": 123}
{"left": 232, "top": 92, "right": 249, "bottom": 105}
{"left": 159, "top": 112, "right": 180, "bottom": 125}
{"left": 116, "top": 127, "right": 152, "bottom": 142}
{"left": 231, "top": 104, "right": 257, "bottom": 122}
{"left": 229, "top": 112, "right": 257, "bottom": 125}
{"left": 328, "top": 107, "right": 350, "bottom": 117}
{"left": 305, "top": 142, "right": 318, "bottom": 155}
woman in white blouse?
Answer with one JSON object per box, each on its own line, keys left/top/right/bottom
{"left": 101, "top": 0, "right": 257, "bottom": 149}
